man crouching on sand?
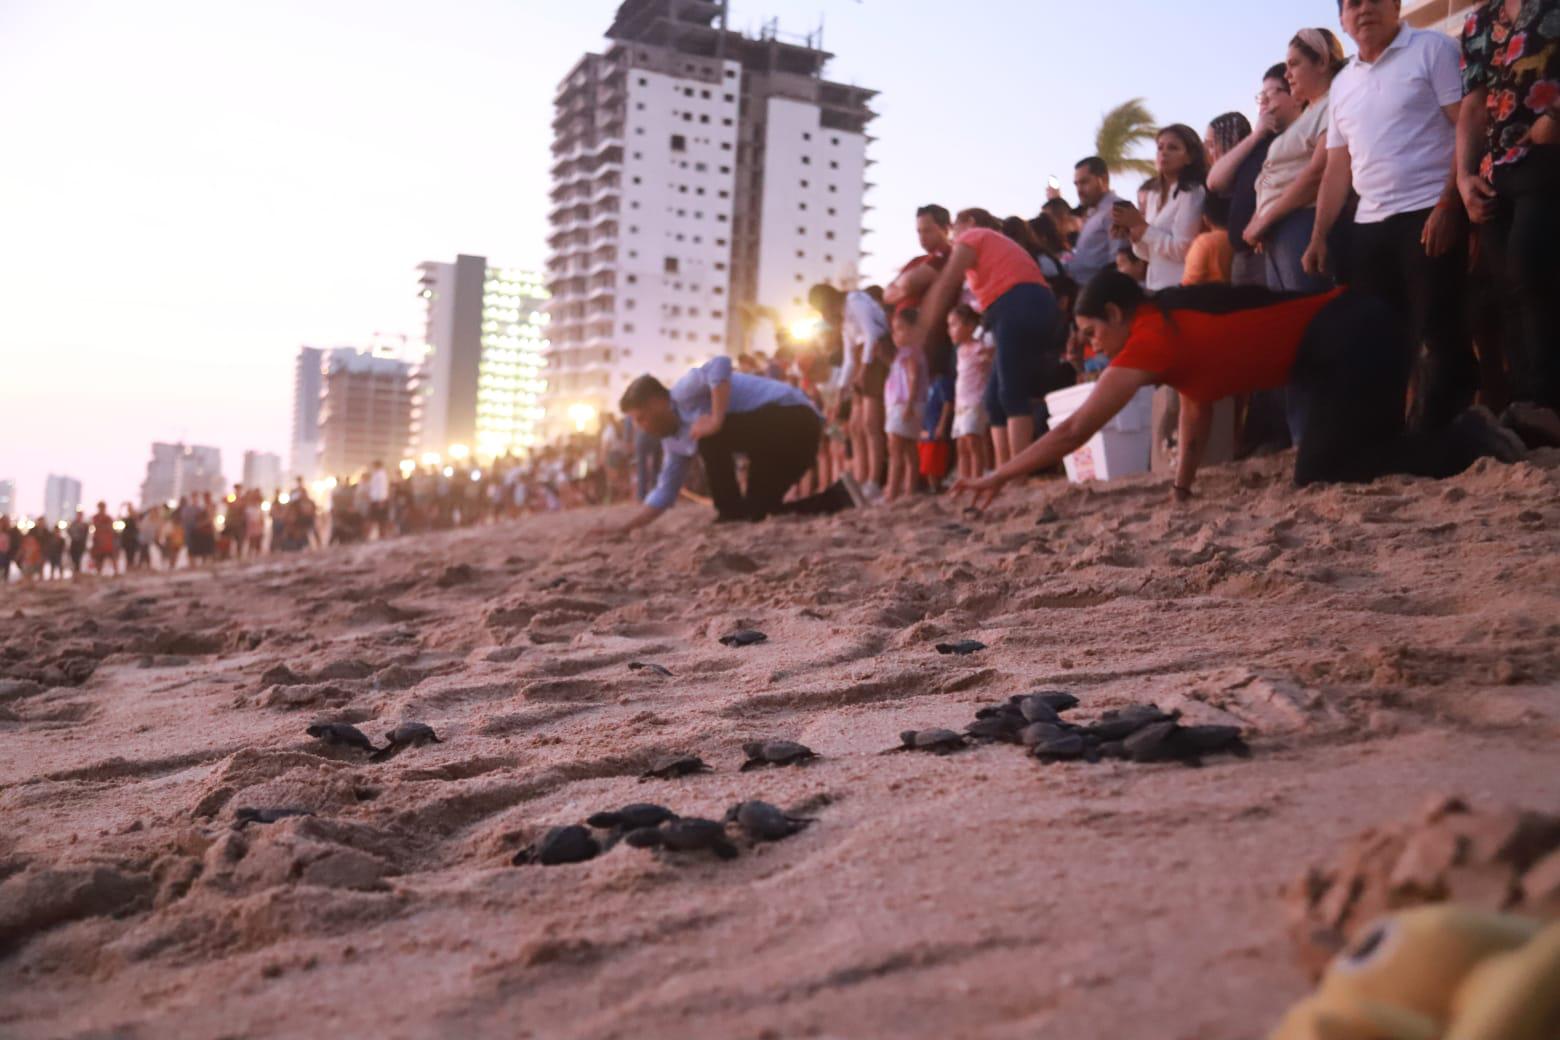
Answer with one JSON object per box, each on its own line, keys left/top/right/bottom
{"left": 613, "top": 356, "right": 864, "bottom": 533}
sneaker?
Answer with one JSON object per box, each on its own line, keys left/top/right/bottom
{"left": 1463, "top": 405, "right": 1528, "bottom": 464}
{"left": 839, "top": 473, "right": 869, "bottom": 509}
{"left": 1501, "top": 402, "right": 1560, "bottom": 449}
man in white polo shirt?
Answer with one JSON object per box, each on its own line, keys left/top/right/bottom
{"left": 1306, "top": 0, "right": 1474, "bottom": 433}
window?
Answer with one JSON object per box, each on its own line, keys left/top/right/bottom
{"left": 720, "top": 142, "right": 731, "bottom": 151}
{"left": 825, "top": 231, "right": 836, "bottom": 240}
{"left": 800, "top": 179, "right": 809, "bottom": 188}
{"left": 699, "top": 114, "right": 710, "bottom": 124}
{"left": 801, "top": 156, "right": 811, "bottom": 165}
{"left": 695, "top": 162, "right": 707, "bottom": 172}
{"left": 827, "top": 207, "right": 836, "bottom": 216}
{"left": 725, "top": 69, "right": 736, "bottom": 78}
{"left": 664, "top": 257, "right": 679, "bottom": 274}
{"left": 678, "top": 185, "right": 688, "bottom": 194}
{"left": 799, "top": 202, "right": 807, "bottom": 211}
{"left": 829, "top": 161, "right": 839, "bottom": 170}
{"left": 683, "top": 113, "right": 693, "bottom": 122}
{"left": 721, "top": 117, "right": 733, "bottom": 126}
{"left": 718, "top": 189, "right": 729, "bottom": 198}
{"left": 709, "top": 333, "right": 721, "bottom": 343}
{"left": 723, "top": 93, "right": 734, "bottom": 102}
{"left": 670, "top": 134, "right": 686, "bottom": 152}
{"left": 624, "top": 323, "right": 635, "bottom": 333}
{"left": 626, "top": 274, "right": 638, "bottom": 283}
{"left": 803, "top": 132, "right": 812, "bottom": 141}
{"left": 632, "top": 175, "right": 642, "bottom": 184}
{"left": 712, "top": 309, "right": 724, "bottom": 318}
{"left": 796, "top": 250, "right": 805, "bottom": 259}
{"left": 832, "top": 136, "right": 840, "bottom": 145}
{"left": 714, "top": 262, "right": 726, "bottom": 272}
{"left": 828, "top": 185, "right": 838, "bottom": 193}
{"left": 719, "top": 165, "right": 731, "bottom": 174}
{"left": 638, "top": 77, "right": 647, "bottom": 85}
{"left": 825, "top": 254, "right": 834, "bottom": 263}
{"left": 797, "top": 226, "right": 806, "bottom": 235}
{"left": 636, "top": 102, "right": 645, "bottom": 110}
{"left": 700, "top": 89, "right": 710, "bottom": 99}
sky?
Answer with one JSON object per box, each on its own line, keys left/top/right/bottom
{"left": 0, "top": 0, "right": 1342, "bottom": 517}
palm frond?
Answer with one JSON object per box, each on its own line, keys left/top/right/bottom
{"left": 1094, "top": 98, "right": 1158, "bottom": 175}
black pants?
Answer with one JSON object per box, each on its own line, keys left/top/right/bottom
{"left": 1349, "top": 206, "right": 1474, "bottom": 432}
{"left": 698, "top": 405, "right": 839, "bottom": 522}
{"left": 1291, "top": 292, "right": 1489, "bottom": 486}
{"left": 1480, "top": 147, "right": 1560, "bottom": 411}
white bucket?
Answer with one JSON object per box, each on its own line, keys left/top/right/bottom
{"left": 1044, "top": 383, "right": 1156, "bottom": 484}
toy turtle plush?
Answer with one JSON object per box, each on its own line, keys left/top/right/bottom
{"left": 1268, "top": 905, "right": 1560, "bottom": 1040}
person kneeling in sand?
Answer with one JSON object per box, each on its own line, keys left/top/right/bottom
{"left": 613, "top": 355, "right": 864, "bottom": 533}
{"left": 954, "top": 270, "right": 1527, "bottom": 512}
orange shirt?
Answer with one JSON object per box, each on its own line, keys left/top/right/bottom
{"left": 956, "top": 228, "right": 1047, "bottom": 311}
{"left": 1181, "top": 230, "right": 1233, "bottom": 286}
{"left": 1109, "top": 289, "right": 1344, "bottom": 404}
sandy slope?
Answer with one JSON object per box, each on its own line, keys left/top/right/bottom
{"left": 1, "top": 451, "right": 1557, "bottom": 1040}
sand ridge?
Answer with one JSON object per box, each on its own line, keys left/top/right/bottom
{"left": 1, "top": 451, "right": 1558, "bottom": 1039}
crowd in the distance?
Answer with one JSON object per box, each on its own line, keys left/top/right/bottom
{"left": 658, "top": 0, "right": 1553, "bottom": 518}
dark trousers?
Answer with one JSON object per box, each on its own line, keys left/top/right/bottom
{"left": 1292, "top": 292, "right": 1489, "bottom": 486}
{"left": 1349, "top": 206, "right": 1474, "bottom": 432}
{"left": 1480, "top": 147, "right": 1560, "bottom": 410}
{"left": 698, "top": 405, "right": 838, "bottom": 521}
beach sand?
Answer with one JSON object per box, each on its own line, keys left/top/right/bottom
{"left": 2, "top": 451, "right": 1557, "bottom": 1039}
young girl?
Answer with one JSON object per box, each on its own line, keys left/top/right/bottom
{"left": 883, "top": 308, "right": 927, "bottom": 503}
{"left": 948, "top": 304, "right": 994, "bottom": 481}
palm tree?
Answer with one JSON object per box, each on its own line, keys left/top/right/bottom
{"left": 1094, "top": 98, "right": 1158, "bottom": 178}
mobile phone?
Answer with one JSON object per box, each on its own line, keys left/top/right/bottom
{"left": 1047, "top": 175, "right": 1060, "bottom": 191}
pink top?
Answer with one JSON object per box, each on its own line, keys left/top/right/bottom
{"left": 956, "top": 228, "right": 1047, "bottom": 311}
{"left": 884, "top": 343, "right": 926, "bottom": 411}
{"left": 955, "top": 338, "right": 994, "bottom": 411}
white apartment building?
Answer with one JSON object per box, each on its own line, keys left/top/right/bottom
{"left": 1403, "top": 0, "right": 1477, "bottom": 34}
{"left": 543, "top": 0, "right": 875, "bottom": 439}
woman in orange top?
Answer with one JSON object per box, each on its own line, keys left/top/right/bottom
{"left": 955, "top": 270, "right": 1526, "bottom": 510}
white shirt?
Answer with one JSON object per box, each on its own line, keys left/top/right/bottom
{"left": 1327, "top": 26, "right": 1462, "bottom": 224}
{"left": 831, "top": 290, "right": 888, "bottom": 394}
{"left": 1133, "top": 183, "right": 1206, "bottom": 291}
{"left": 368, "top": 469, "right": 389, "bottom": 503}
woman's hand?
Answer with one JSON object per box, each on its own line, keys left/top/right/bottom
{"left": 1242, "top": 213, "right": 1271, "bottom": 250}
{"left": 951, "top": 473, "right": 1010, "bottom": 515}
{"left": 1110, "top": 201, "right": 1147, "bottom": 237}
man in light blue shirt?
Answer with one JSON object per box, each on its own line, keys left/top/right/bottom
{"left": 1068, "top": 156, "right": 1124, "bottom": 287}
{"left": 615, "top": 356, "right": 862, "bottom": 531}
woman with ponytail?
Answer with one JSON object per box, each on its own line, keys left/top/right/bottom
{"left": 1242, "top": 27, "right": 1350, "bottom": 290}
{"left": 952, "top": 270, "right": 1526, "bottom": 512}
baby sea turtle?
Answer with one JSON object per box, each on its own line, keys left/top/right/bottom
{"left": 1124, "top": 722, "right": 1251, "bottom": 766}
{"left": 370, "top": 722, "right": 442, "bottom": 761}
{"left": 724, "top": 800, "right": 814, "bottom": 841}
{"left": 646, "top": 817, "right": 740, "bottom": 860}
{"left": 719, "top": 629, "right": 769, "bottom": 648}
{"left": 965, "top": 715, "right": 1025, "bottom": 744}
{"left": 233, "top": 807, "right": 314, "bottom": 829}
{"left": 887, "top": 729, "right": 968, "bottom": 754}
{"left": 512, "top": 825, "right": 601, "bottom": 866}
{"left": 740, "top": 740, "right": 818, "bottom": 771}
{"left": 1015, "top": 691, "right": 1080, "bottom": 715}
{"left": 586, "top": 803, "right": 678, "bottom": 832}
{"left": 628, "top": 661, "right": 673, "bottom": 677}
{"left": 1029, "top": 731, "right": 1090, "bottom": 762}
{"left": 1084, "top": 704, "right": 1179, "bottom": 742}
{"left": 639, "top": 754, "right": 713, "bottom": 781}
{"left": 1014, "top": 696, "right": 1065, "bottom": 726}
{"left": 935, "top": 640, "right": 987, "bottom": 656}
{"left": 1019, "top": 721, "right": 1070, "bottom": 748}
{"left": 306, "top": 722, "right": 377, "bottom": 754}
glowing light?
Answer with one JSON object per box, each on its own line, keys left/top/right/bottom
{"left": 448, "top": 443, "right": 471, "bottom": 461}
{"left": 112, "top": 520, "right": 125, "bottom": 532}
{"left": 442, "top": 466, "right": 455, "bottom": 478}
{"left": 166, "top": 499, "right": 178, "bottom": 510}
{"left": 398, "top": 459, "right": 416, "bottom": 478}
{"left": 278, "top": 493, "right": 291, "bottom": 505}
{"left": 419, "top": 452, "right": 442, "bottom": 467}
{"left": 470, "top": 470, "right": 482, "bottom": 482}
{"left": 261, "top": 501, "right": 272, "bottom": 513}
{"left": 567, "top": 402, "right": 598, "bottom": 433}
{"left": 788, "top": 316, "right": 822, "bottom": 343}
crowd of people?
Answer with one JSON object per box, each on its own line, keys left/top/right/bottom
{"left": 6, "top": 2, "right": 1557, "bottom": 566}
{"left": 0, "top": 435, "right": 636, "bottom": 583}
{"left": 612, "top": 0, "right": 1558, "bottom": 530}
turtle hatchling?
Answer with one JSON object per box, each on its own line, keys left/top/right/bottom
{"left": 725, "top": 800, "right": 814, "bottom": 841}
{"left": 1016, "top": 691, "right": 1080, "bottom": 715}
{"left": 1029, "top": 731, "right": 1090, "bottom": 762}
{"left": 306, "top": 722, "right": 377, "bottom": 754}
{"left": 233, "top": 807, "right": 314, "bottom": 829}
{"left": 623, "top": 817, "right": 739, "bottom": 859}
{"left": 935, "top": 640, "right": 987, "bottom": 656}
{"left": 370, "top": 722, "right": 441, "bottom": 761}
{"left": 1085, "top": 704, "right": 1179, "bottom": 742}
{"left": 513, "top": 825, "right": 601, "bottom": 866}
{"left": 587, "top": 803, "right": 678, "bottom": 832}
{"left": 628, "top": 661, "right": 674, "bottom": 677}
{"left": 887, "top": 729, "right": 967, "bottom": 754}
{"left": 740, "top": 740, "right": 818, "bottom": 771}
{"left": 719, "top": 629, "right": 769, "bottom": 648}
{"left": 639, "top": 754, "right": 712, "bottom": 781}
{"left": 965, "top": 714, "right": 1025, "bottom": 744}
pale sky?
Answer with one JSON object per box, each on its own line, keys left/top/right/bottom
{"left": 0, "top": 0, "right": 1341, "bottom": 516}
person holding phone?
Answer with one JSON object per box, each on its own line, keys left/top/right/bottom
{"left": 1109, "top": 125, "right": 1210, "bottom": 289}
{"left": 952, "top": 270, "right": 1525, "bottom": 512}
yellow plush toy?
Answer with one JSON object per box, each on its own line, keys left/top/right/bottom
{"left": 1269, "top": 905, "right": 1560, "bottom": 1040}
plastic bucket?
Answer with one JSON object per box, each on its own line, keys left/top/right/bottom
{"left": 1043, "top": 383, "right": 1155, "bottom": 484}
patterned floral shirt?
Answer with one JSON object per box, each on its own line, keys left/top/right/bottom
{"left": 1462, "top": 0, "right": 1560, "bottom": 176}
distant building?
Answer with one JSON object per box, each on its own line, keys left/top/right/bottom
{"left": 242, "top": 451, "right": 283, "bottom": 495}
{"left": 542, "top": 0, "right": 876, "bottom": 439}
{"left": 290, "top": 346, "right": 325, "bottom": 482}
{"left": 0, "top": 479, "right": 14, "bottom": 519}
{"left": 140, "top": 443, "right": 225, "bottom": 508}
{"left": 43, "top": 474, "right": 83, "bottom": 525}
{"left": 317, "top": 349, "right": 413, "bottom": 479}
{"left": 1403, "top": 0, "right": 1476, "bottom": 34}
{"left": 413, "top": 256, "right": 550, "bottom": 458}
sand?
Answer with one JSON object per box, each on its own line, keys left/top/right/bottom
{"left": 1, "top": 450, "right": 1557, "bottom": 1040}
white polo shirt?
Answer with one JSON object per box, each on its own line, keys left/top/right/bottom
{"left": 1327, "top": 26, "right": 1463, "bottom": 224}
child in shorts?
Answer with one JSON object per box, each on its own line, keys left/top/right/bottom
{"left": 920, "top": 366, "right": 955, "bottom": 491}
{"left": 949, "top": 304, "right": 994, "bottom": 481}
{"left": 883, "top": 308, "right": 927, "bottom": 503}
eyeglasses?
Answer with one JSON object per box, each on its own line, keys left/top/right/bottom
{"left": 1256, "top": 88, "right": 1290, "bottom": 104}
